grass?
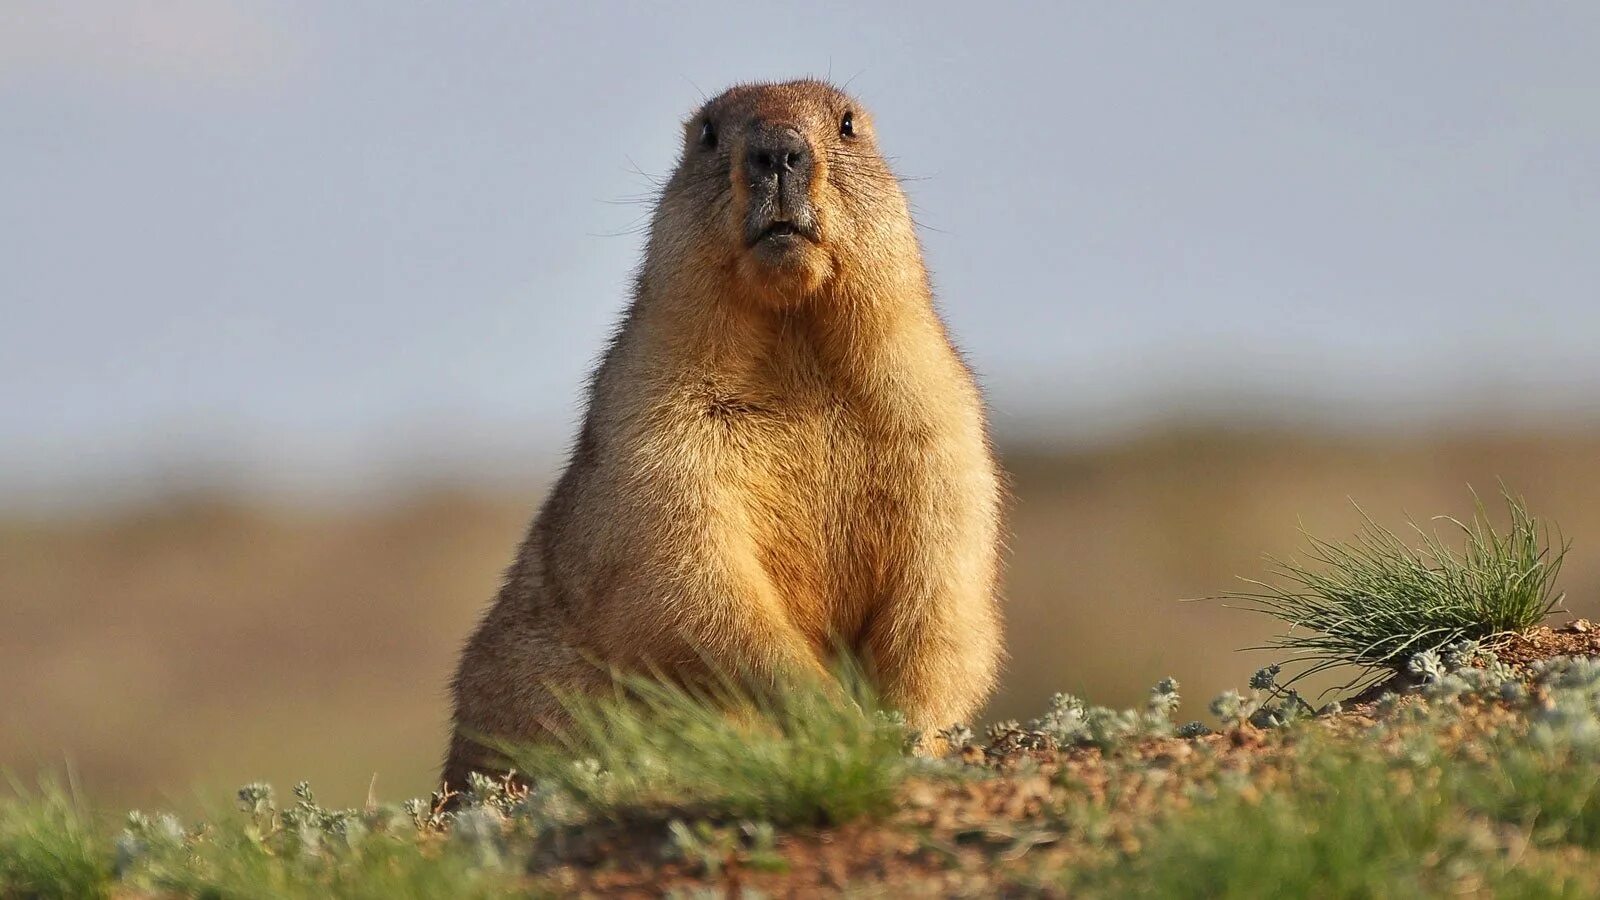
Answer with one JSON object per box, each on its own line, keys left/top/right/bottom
{"left": 1086, "top": 732, "right": 1600, "bottom": 899}
{"left": 7, "top": 643, "right": 1600, "bottom": 896}
{"left": 1088, "top": 658, "right": 1600, "bottom": 898}
{"left": 132, "top": 825, "right": 518, "bottom": 900}
{"left": 1448, "top": 660, "right": 1600, "bottom": 849}
{"left": 1087, "top": 746, "right": 1475, "bottom": 897}
{"left": 500, "top": 665, "right": 910, "bottom": 826}
{"left": 1226, "top": 485, "right": 1568, "bottom": 688}
{"left": 0, "top": 776, "right": 111, "bottom": 900}
{"left": 1459, "top": 738, "right": 1600, "bottom": 849}
{"left": 119, "top": 781, "right": 527, "bottom": 899}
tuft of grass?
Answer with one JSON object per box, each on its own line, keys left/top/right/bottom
{"left": 0, "top": 776, "right": 112, "bottom": 900}
{"left": 1081, "top": 736, "right": 1570, "bottom": 899}
{"left": 1226, "top": 486, "right": 1567, "bottom": 688}
{"left": 503, "top": 667, "right": 911, "bottom": 827}
{"left": 1449, "top": 659, "right": 1600, "bottom": 849}
{"left": 1459, "top": 739, "right": 1600, "bottom": 850}
{"left": 1090, "top": 649, "right": 1600, "bottom": 898}
{"left": 1088, "top": 750, "right": 1465, "bottom": 897}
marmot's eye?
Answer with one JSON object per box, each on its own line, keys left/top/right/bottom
{"left": 839, "top": 110, "right": 855, "bottom": 138}
{"left": 699, "top": 120, "right": 717, "bottom": 150}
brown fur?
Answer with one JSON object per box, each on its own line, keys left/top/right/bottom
{"left": 444, "top": 80, "right": 1004, "bottom": 788}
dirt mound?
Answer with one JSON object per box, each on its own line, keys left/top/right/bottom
{"left": 1492, "top": 620, "right": 1600, "bottom": 669}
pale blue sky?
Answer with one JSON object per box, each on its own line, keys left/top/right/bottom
{"left": 4, "top": 2, "right": 1598, "bottom": 505}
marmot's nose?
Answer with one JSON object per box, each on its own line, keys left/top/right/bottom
{"left": 744, "top": 124, "right": 811, "bottom": 181}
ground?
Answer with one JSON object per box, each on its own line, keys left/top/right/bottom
{"left": 514, "top": 623, "right": 1600, "bottom": 898}
{"left": 5, "top": 490, "right": 1595, "bottom": 897}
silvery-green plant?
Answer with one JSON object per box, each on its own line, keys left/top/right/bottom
{"left": 1209, "top": 690, "right": 1257, "bottom": 730}
{"left": 1020, "top": 678, "right": 1184, "bottom": 751}
{"left": 938, "top": 723, "right": 976, "bottom": 750}
{"left": 449, "top": 806, "right": 507, "bottom": 870}
{"left": 114, "top": 811, "right": 186, "bottom": 878}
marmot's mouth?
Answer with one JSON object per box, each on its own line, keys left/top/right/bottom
{"left": 747, "top": 219, "right": 819, "bottom": 247}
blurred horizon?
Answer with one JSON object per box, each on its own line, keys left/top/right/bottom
{"left": 8, "top": 399, "right": 1600, "bottom": 515}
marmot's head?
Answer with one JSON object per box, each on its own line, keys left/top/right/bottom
{"left": 650, "top": 79, "right": 915, "bottom": 308}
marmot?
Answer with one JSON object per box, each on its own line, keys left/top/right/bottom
{"left": 444, "top": 79, "right": 1003, "bottom": 788}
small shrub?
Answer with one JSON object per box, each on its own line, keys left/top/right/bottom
{"left": 1226, "top": 486, "right": 1567, "bottom": 687}
{"left": 1015, "top": 677, "right": 1184, "bottom": 752}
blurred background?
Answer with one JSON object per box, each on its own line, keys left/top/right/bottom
{"left": 4, "top": 2, "right": 1598, "bottom": 810}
